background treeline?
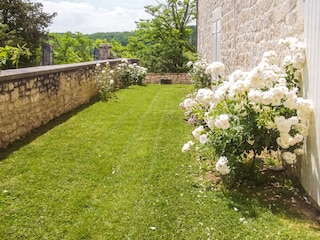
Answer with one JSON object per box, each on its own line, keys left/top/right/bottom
{"left": 85, "top": 26, "right": 196, "bottom": 47}
{"left": 85, "top": 31, "right": 135, "bottom": 46}
{"left": 1, "top": 0, "right": 197, "bottom": 73}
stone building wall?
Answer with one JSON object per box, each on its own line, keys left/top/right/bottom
{"left": 197, "top": 0, "right": 320, "bottom": 208}
{"left": 0, "top": 59, "right": 130, "bottom": 148}
{"left": 145, "top": 73, "right": 192, "bottom": 84}
{"left": 197, "top": 0, "right": 304, "bottom": 74}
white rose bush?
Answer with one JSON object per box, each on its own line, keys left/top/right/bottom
{"left": 181, "top": 38, "right": 313, "bottom": 187}
{"left": 95, "top": 59, "right": 148, "bottom": 101}
{"left": 187, "top": 58, "right": 212, "bottom": 90}
{"left": 117, "top": 59, "right": 148, "bottom": 88}
{"left": 95, "top": 62, "right": 116, "bottom": 101}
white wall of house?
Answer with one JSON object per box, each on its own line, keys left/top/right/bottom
{"left": 300, "top": 0, "right": 320, "bottom": 207}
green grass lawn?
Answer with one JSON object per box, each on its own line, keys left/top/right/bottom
{"left": 0, "top": 84, "right": 319, "bottom": 239}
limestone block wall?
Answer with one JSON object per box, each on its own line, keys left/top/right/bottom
{"left": 197, "top": 0, "right": 320, "bottom": 208}
{"left": 0, "top": 59, "right": 132, "bottom": 148}
{"left": 145, "top": 73, "right": 191, "bottom": 84}
{"left": 197, "top": 0, "right": 304, "bottom": 74}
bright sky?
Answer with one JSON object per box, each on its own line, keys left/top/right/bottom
{"left": 33, "top": 0, "right": 165, "bottom": 33}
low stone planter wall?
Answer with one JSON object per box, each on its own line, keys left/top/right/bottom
{"left": 145, "top": 73, "right": 191, "bottom": 84}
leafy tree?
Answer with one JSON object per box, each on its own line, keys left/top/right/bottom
{"left": 48, "top": 32, "right": 93, "bottom": 64}
{"left": 48, "top": 32, "right": 133, "bottom": 63}
{"left": 0, "top": 44, "right": 31, "bottom": 69}
{"left": 109, "top": 39, "right": 135, "bottom": 59}
{"left": 128, "top": 0, "right": 196, "bottom": 73}
{"left": 0, "top": 0, "right": 56, "bottom": 68}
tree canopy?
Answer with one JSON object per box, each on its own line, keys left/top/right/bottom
{"left": 48, "top": 32, "right": 94, "bottom": 64}
{"left": 128, "top": 0, "right": 197, "bottom": 73}
{"left": 0, "top": 0, "right": 56, "bottom": 68}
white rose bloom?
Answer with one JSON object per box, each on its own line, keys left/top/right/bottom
{"left": 187, "top": 61, "right": 193, "bottom": 68}
{"left": 192, "top": 126, "right": 204, "bottom": 140}
{"left": 228, "top": 69, "right": 248, "bottom": 83}
{"left": 266, "top": 86, "right": 287, "bottom": 106}
{"left": 296, "top": 98, "right": 313, "bottom": 118}
{"left": 261, "top": 90, "right": 282, "bottom": 106}
{"left": 214, "top": 82, "right": 230, "bottom": 101}
{"left": 199, "top": 134, "right": 209, "bottom": 144}
{"left": 284, "top": 90, "right": 298, "bottom": 109}
{"left": 205, "top": 61, "right": 225, "bottom": 75}
{"left": 205, "top": 117, "right": 215, "bottom": 130}
{"left": 277, "top": 77, "right": 287, "bottom": 86}
{"left": 290, "top": 116, "right": 299, "bottom": 126}
{"left": 294, "top": 52, "right": 305, "bottom": 66}
{"left": 203, "top": 89, "right": 214, "bottom": 104}
{"left": 196, "top": 89, "right": 214, "bottom": 105}
{"left": 248, "top": 89, "right": 262, "bottom": 104}
{"left": 295, "top": 123, "right": 310, "bottom": 137}
{"left": 228, "top": 80, "right": 249, "bottom": 99}
{"left": 110, "top": 79, "right": 114, "bottom": 85}
{"left": 262, "top": 51, "right": 278, "bottom": 64}
{"left": 273, "top": 85, "right": 288, "bottom": 96}
{"left": 215, "top": 114, "right": 230, "bottom": 130}
{"left": 262, "top": 70, "right": 279, "bottom": 88}
{"left": 266, "top": 121, "right": 276, "bottom": 129}
{"left": 294, "top": 148, "right": 304, "bottom": 156}
{"left": 249, "top": 75, "right": 265, "bottom": 89}
{"left": 183, "top": 98, "right": 196, "bottom": 111}
{"left": 276, "top": 133, "right": 293, "bottom": 149}
{"left": 216, "top": 156, "right": 231, "bottom": 175}
{"left": 292, "top": 134, "right": 304, "bottom": 145}
{"left": 282, "top": 55, "right": 294, "bottom": 67}
{"left": 275, "top": 116, "right": 292, "bottom": 134}
{"left": 182, "top": 141, "right": 195, "bottom": 152}
{"left": 282, "top": 151, "right": 297, "bottom": 164}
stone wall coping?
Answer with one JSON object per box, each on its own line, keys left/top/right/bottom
{"left": 0, "top": 58, "right": 139, "bottom": 82}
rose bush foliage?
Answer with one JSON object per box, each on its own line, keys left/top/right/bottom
{"left": 95, "top": 59, "right": 148, "bottom": 101}
{"left": 181, "top": 38, "right": 313, "bottom": 186}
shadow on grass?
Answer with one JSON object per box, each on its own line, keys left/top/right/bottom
{"left": 0, "top": 97, "right": 99, "bottom": 161}
{"left": 221, "top": 170, "right": 320, "bottom": 230}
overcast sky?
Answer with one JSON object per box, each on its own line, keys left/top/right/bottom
{"left": 33, "top": 0, "right": 165, "bottom": 33}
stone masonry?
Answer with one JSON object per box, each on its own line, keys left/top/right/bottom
{"left": 0, "top": 59, "right": 135, "bottom": 148}
{"left": 145, "top": 73, "right": 191, "bottom": 84}
{"left": 197, "top": 0, "right": 304, "bottom": 74}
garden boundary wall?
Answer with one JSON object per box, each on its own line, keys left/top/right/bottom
{"left": 0, "top": 59, "right": 138, "bottom": 148}
{"left": 145, "top": 73, "right": 191, "bottom": 84}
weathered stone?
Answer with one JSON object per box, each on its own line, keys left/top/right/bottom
{"left": 8, "top": 83, "right": 14, "bottom": 91}
{"left": 31, "top": 93, "right": 40, "bottom": 103}
{"left": 26, "top": 79, "right": 35, "bottom": 89}
{"left": 145, "top": 73, "right": 191, "bottom": 84}
{"left": 197, "top": 0, "right": 304, "bottom": 74}
{"left": 11, "top": 88, "right": 19, "bottom": 101}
